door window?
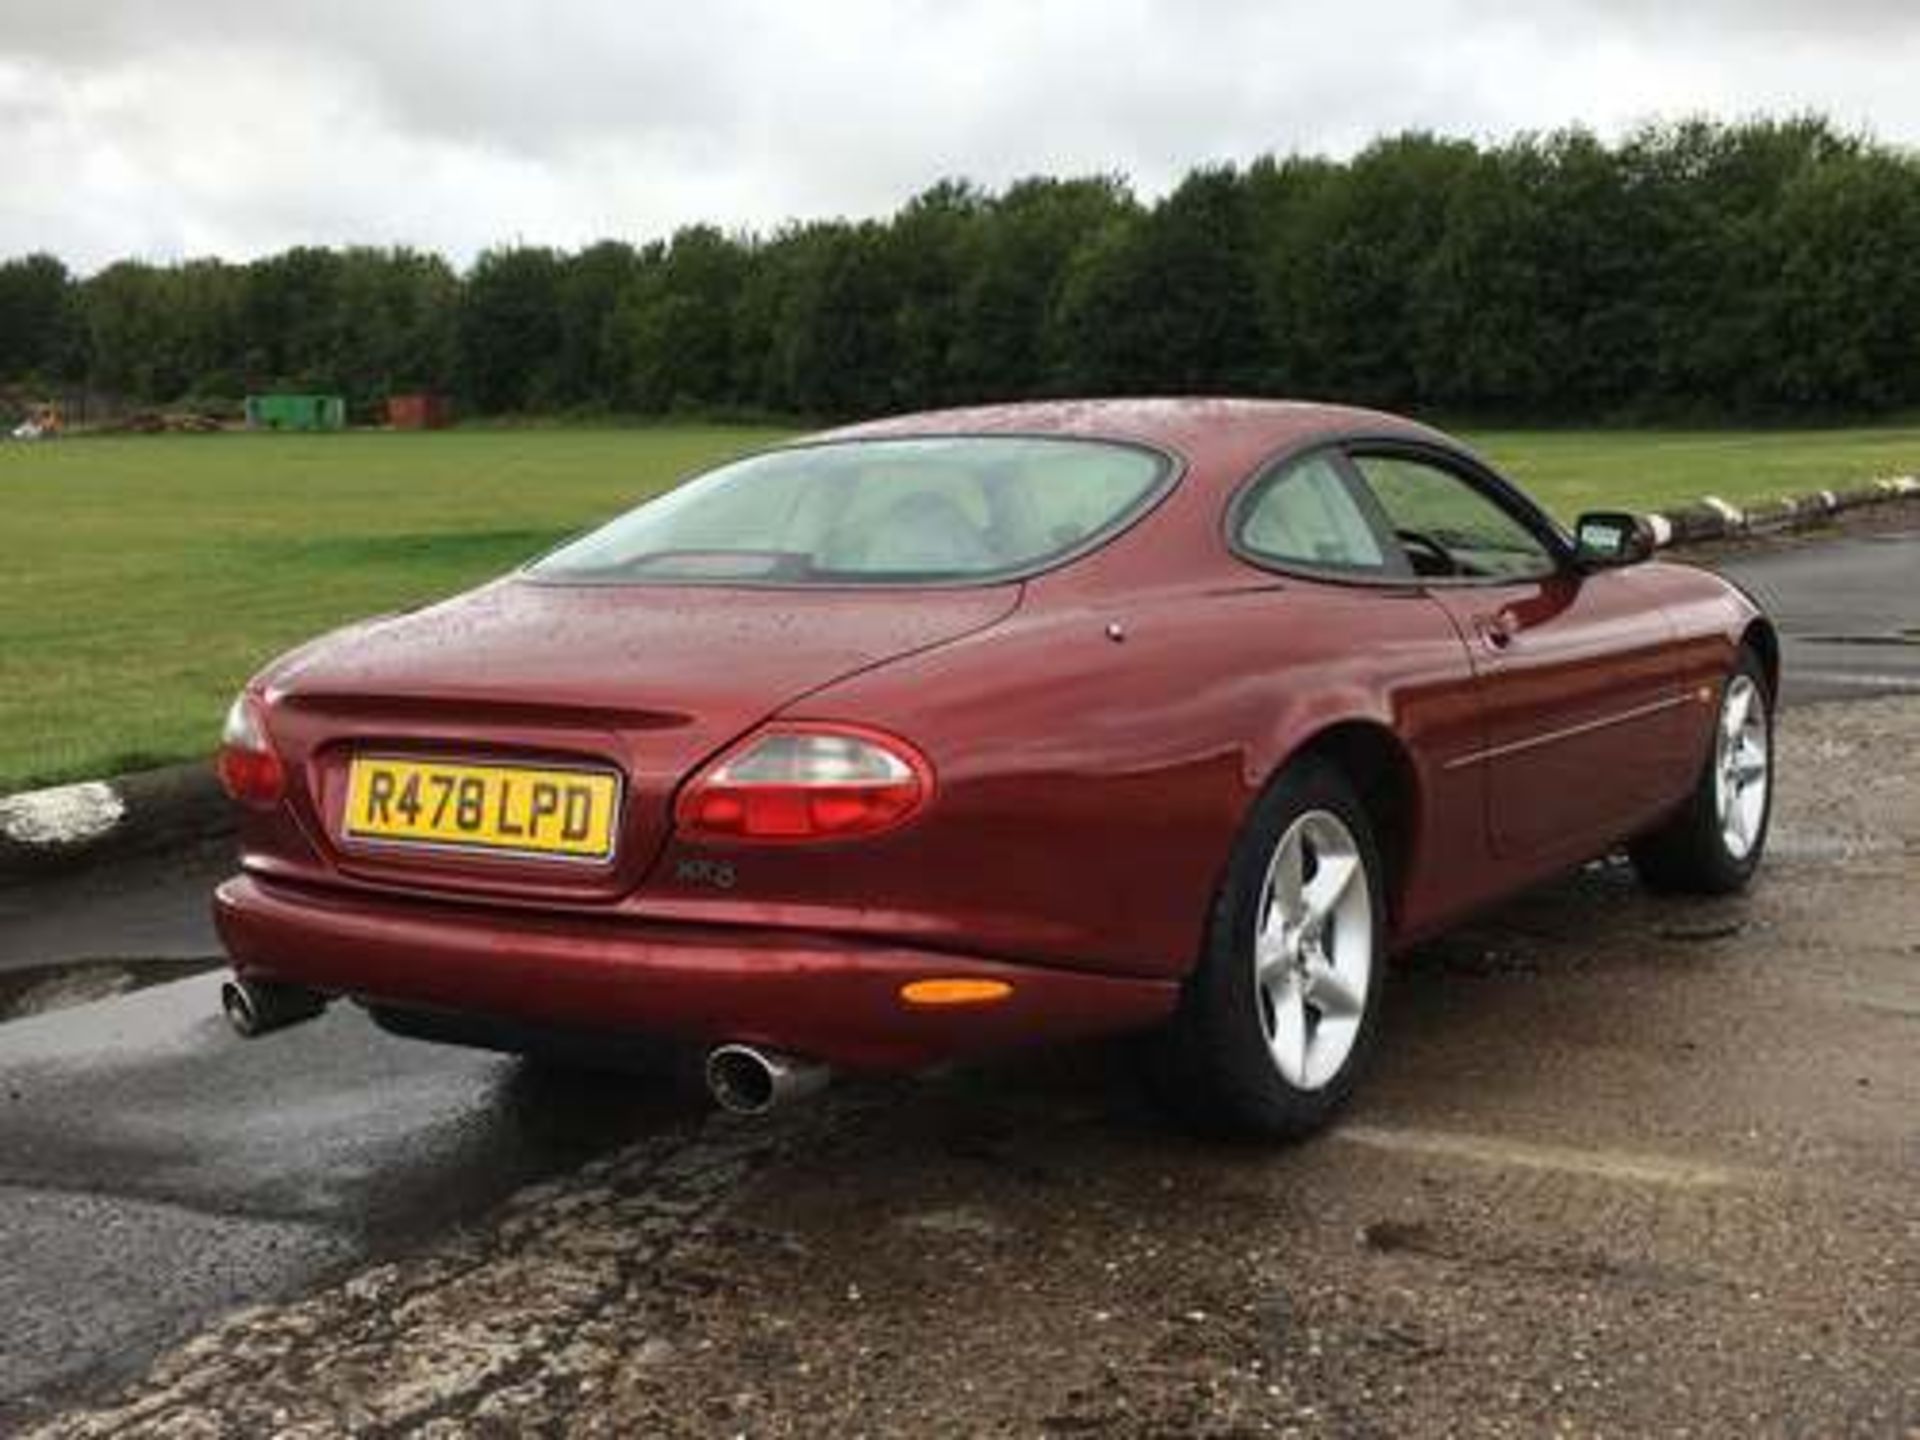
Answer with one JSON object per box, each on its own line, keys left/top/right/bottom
{"left": 1352, "top": 454, "right": 1558, "bottom": 581}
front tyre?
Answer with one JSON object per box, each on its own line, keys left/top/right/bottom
{"left": 1629, "top": 648, "right": 1773, "bottom": 895}
{"left": 1154, "top": 757, "right": 1386, "bottom": 1139}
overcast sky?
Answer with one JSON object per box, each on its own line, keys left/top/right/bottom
{"left": 4, "top": 0, "right": 1919, "bottom": 272}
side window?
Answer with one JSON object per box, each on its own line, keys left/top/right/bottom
{"left": 1353, "top": 454, "right": 1558, "bottom": 581}
{"left": 1237, "top": 452, "right": 1392, "bottom": 574}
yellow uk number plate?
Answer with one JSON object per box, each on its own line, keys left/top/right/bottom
{"left": 344, "top": 757, "right": 621, "bottom": 862}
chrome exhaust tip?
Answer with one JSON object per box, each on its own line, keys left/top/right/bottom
{"left": 705, "top": 1044, "right": 830, "bottom": 1116}
{"left": 221, "top": 978, "right": 328, "bottom": 1038}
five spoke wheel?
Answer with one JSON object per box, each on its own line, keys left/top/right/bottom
{"left": 1629, "top": 647, "right": 1774, "bottom": 895}
{"left": 1714, "top": 673, "right": 1769, "bottom": 861}
{"left": 1253, "top": 810, "right": 1374, "bottom": 1091}
{"left": 1154, "top": 756, "right": 1386, "bottom": 1137}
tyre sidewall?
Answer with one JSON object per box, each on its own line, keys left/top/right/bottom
{"left": 1172, "top": 756, "right": 1389, "bottom": 1137}
{"left": 1645, "top": 647, "right": 1775, "bottom": 893}
{"left": 1716, "top": 650, "right": 1776, "bottom": 885}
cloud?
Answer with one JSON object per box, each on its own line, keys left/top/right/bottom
{"left": 3, "top": 0, "right": 1919, "bottom": 271}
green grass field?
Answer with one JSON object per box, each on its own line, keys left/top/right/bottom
{"left": 5, "top": 421, "right": 1918, "bottom": 792}
{"left": 0, "top": 427, "right": 788, "bottom": 792}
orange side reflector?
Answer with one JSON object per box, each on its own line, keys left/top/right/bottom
{"left": 900, "top": 978, "right": 1014, "bottom": 1008}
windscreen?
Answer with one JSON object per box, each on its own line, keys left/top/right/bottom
{"left": 528, "top": 436, "right": 1170, "bottom": 585}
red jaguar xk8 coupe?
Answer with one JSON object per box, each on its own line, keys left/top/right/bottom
{"left": 214, "top": 399, "right": 1775, "bottom": 1137}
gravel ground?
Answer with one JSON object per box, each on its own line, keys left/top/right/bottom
{"left": 24, "top": 699, "right": 1920, "bottom": 1438}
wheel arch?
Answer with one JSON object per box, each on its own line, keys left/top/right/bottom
{"left": 1273, "top": 719, "right": 1422, "bottom": 934}
{"left": 1741, "top": 616, "right": 1781, "bottom": 701}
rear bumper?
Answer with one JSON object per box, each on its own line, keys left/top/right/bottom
{"left": 214, "top": 874, "right": 1178, "bottom": 1070}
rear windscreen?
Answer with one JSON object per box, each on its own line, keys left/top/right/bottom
{"left": 528, "top": 436, "right": 1171, "bottom": 585}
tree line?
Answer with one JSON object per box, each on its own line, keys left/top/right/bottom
{"left": 4, "top": 117, "right": 1919, "bottom": 424}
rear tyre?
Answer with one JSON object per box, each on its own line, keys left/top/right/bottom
{"left": 1152, "top": 757, "right": 1387, "bottom": 1140}
{"left": 1628, "top": 648, "right": 1773, "bottom": 895}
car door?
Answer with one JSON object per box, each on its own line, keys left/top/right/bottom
{"left": 1345, "top": 445, "right": 1686, "bottom": 862}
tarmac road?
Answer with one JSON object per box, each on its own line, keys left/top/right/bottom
{"left": 1, "top": 527, "right": 1916, "bottom": 1434}
{"left": 0, "top": 981, "right": 689, "bottom": 1425}
{"left": 1715, "top": 525, "right": 1920, "bottom": 703}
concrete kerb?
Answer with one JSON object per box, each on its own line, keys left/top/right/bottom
{"left": 1655, "top": 474, "right": 1919, "bottom": 546}
{"left": 1, "top": 475, "right": 1916, "bottom": 887}
{"left": 0, "top": 761, "right": 228, "bottom": 885}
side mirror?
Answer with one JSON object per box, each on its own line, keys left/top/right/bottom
{"left": 1572, "top": 511, "right": 1656, "bottom": 569}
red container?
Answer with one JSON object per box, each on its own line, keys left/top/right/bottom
{"left": 387, "top": 393, "right": 451, "bottom": 430}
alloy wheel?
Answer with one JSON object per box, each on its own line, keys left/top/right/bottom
{"left": 1252, "top": 809, "right": 1375, "bottom": 1090}
{"left": 1714, "top": 674, "right": 1770, "bottom": 860}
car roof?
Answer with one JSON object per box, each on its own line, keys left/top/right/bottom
{"left": 819, "top": 397, "right": 1448, "bottom": 466}
{"left": 815, "top": 398, "right": 1482, "bottom": 592}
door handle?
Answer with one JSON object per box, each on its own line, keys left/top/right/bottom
{"left": 1474, "top": 613, "right": 1514, "bottom": 651}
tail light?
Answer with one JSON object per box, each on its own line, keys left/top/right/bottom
{"left": 218, "top": 691, "right": 286, "bottom": 809}
{"left": 675, "top": 724, "right": 933, "bottom": 843}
